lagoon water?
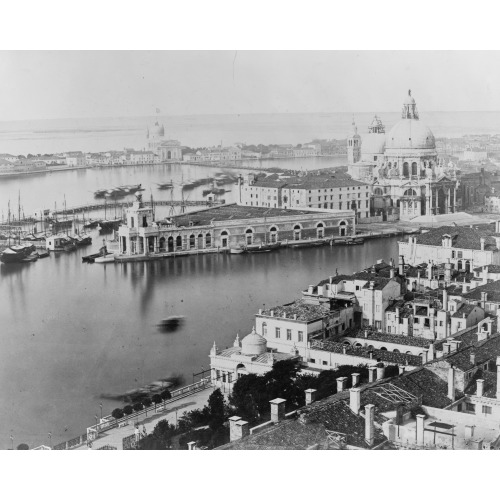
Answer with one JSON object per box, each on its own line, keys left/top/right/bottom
{"left": 0, "top": 109, "right": 493, "bottom": 448}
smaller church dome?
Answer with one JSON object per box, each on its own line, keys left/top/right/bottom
{"left": 241, "top": 327, "right": 267, "bottom": 356}
{"left": 150, "top": 121, "right": 164, "bottom": 138}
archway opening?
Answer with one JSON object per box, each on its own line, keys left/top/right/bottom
{"left": 245, "top": 228, "right": 253, "bottom": 245}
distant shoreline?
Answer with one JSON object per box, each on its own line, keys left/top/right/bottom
{"left": 0, "top": 155, "right": 347, "bottom": 179}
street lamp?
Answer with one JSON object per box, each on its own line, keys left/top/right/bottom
{"left": 10, "top": 434, "right": 13, "bottom": 450}
{"left": 48, "top": 432, "right": 52, "bottom": 449}
{"left": 99, "top": 402, "right": 103, "bottom": 420}
{"left": 95, "top": 414, "right": 99, "bottom": 436}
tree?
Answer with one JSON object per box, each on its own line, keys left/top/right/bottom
{"left": 111, "top": 408, "right": 124, "bottom": 419}
{"left": 207, "top": 388, "right": 226, "bottom": 432}
{"left": 16, "top": 443, "right": 29, "bottom": 450}
{"left": 152, "top": 394, "right": 162, "bottom": 410}
{"left": 123, "top": 405, "right": 134, "bottom": 415}
{"left": 132, "top": 402, "right": 143, "bottom": 412}
{"left": 141, "top": 397, "right": 152, "bottom": 408}
{"left": 161, "top": 389, "right": 172, "bottom": 400}
{"left": 138, "top": 419, "right": 176, "bottom": 450}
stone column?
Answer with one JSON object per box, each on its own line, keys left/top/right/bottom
{"left": 416, "top": 414, "right": 425, "bottom": 447}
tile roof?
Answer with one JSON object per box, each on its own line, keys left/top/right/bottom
{"left": 310, "top": 339, "right": 423, "bottom": 366}
{"left": 441, "top": 335, "right": 500, "bottom": 371}
{"left": 260, "top": 299, "right": 328, "bottom": 322}
{"left": 464, "top": 370, "right": 498, "bottom": 398}
{"left": 415, "top": 226, "right": 498, "bottom": 251}
{"left": 473, "top": 265, "right": 500, "bottom": 273}
{"left": 340, "top": 329, "right": 432, "bottom": 348}
{"left": 172, "top": 203, "right": 332, "bottom": 227}
{"left": 463, "top": 280, "right": 500, "bottom": 303}
{"left": 451, "top": 303, "right": 478, "bottom": 318}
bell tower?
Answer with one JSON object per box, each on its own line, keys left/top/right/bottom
{"left": 347, "top": 117, "right": 361, "bottom": 164}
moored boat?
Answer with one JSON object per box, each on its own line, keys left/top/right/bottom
{"left": 0, "top": 244, "right": 37, "bottom": 264}
{"left": 94, "top": 254, "right": 115, "bottom": 263}
{"left": 230, "top": 247, "right": 247, "bottom": 254}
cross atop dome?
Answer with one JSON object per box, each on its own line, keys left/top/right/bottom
{"left": 402, "top": 89, "right": 419, "bottom": 120}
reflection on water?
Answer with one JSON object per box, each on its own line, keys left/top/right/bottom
{"left": 0, "top": 219, "right": 399, "bottom": 448}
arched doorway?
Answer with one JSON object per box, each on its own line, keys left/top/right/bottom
{"left": 159, "top": 237, "right": 166, "bottom": 252}
{"left": 293, "top": 224, "right": 301, "bottom": 240}
{"left": 176, "top": 235, "right": 182, "bottom": 249}
{"left": 411, "top": 162, "right": 418, "bottom": 176}
{"left": 465, "top": 260, "right": 471, "bottom": 273}
{"left": 269, "top": 226, "right": 278, "bottom": 243}
{"left": 167, "top": 151, "right": 172, "bottom": 160}
{"left": 221, "top": 230, "right": 228, "bottom": 248}
{"left": 236, "top": 363, "right": 248, "bottom": 379}
{"left": 206, "top": 233, "right": 212, "bottom": 248}
{"left": 317, "top": 222, "right": 324, "bottom": 239}
{"left": 198, "top": 233, "right": 203, "bottom": 249}
{"left": 167, "top": 236, "right": 174, "bottom": 252}
{"left": 339, "top": 220, "right": 347, "bottom": 237}
{"left": 189, "top": 234, "right": 195, "bottom": 249}
{"left": 245, "top": 228, "right": 253, "bottom": 245}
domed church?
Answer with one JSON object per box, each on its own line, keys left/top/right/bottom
{"left": 347, "top": 90, "right": 459, "bottom": 222}
{"left": 146, "top": 120, "right": 183, "bottom": 161}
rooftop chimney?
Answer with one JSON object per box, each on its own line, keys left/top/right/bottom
{"left": 270, "top": 398, "right": 286, "bottom": 423}
{"left": 443, "top": 343, "right": 451, "bottom": 355}
{"left": 258, "top": 308, "right": 262, "bottom": 315}
{"left": 416, "top": 414, "right": 425, "bottom": 448}
{"left": 369, "top": 281, "right": 375, "bottom": 290}
{"left": 390, "top": 268, "right": 395, "bottom": 279}
{"left": 448, "top": 366, "right": 455, "bottom": 402}
{"left": 482, "top": 266, "right": 488, "bottom": 285}
{"left": 376, "top": 365, "right": 385, "bottom": 380}
{"left": 305, "top": 389, "right": 317, "bottom": 405}
{"left": 283, "top": 312, "right": 287, "bottom": 318}
{"left": 480, "top": 237, "right": 485, "bottom": 251}
{"left": 398, "top": 255, "right": 404, "bottom": 276}
{"left": 352, "top": 373, "right": 360, "bottom": 387}
{"left": 368, "top": 366, "right": 376, "bottom": 383}
{"left": 270, "top": 310, "right": 274, "bottom": 317}
{"left": 329, "top": 276, "right": 333, "bottom": 284}
{"left": 336, "top": 377, "right": 348, "bottom": 392}
{"left": 497, "top": 357, "right": 500, "bottom": 400}
{"left": 476, "top": 379, "right": 484, "bottom": 397}
{"left": 398, "top": 365, "right": 405, "bottom": 375}
{"left": 350, "top": 388, "right": 361, "bottom": 415}
{"left": 470, "top": 351, "right": 476, "bottom": 366}
{"left": 364, "top": 404, "right": 375, "bottom": 447}
{"left": 229, "top": 416, "right": 242, "bottom": 442}
{"left": 481, "top": 291, "right": 488, "bottom": 309}
{"left": 187, "top": 441, "right": 197, "bottom": 450}
{"left": 442, "top": 289, "right": 448, "bottom": 311}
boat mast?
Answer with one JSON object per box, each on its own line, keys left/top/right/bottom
{"left": 17, "top": 191, "right": 21, "bottom": 243}
{"left": 7, "top": 200, "right": 11, "bottom": 246}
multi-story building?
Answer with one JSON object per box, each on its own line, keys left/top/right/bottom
{"left": 126, "top": 150, "right": 156, "bottom": 165}
{"left": 254, "top": 299, "right": 354, "bottom": 359}
{"left": 399, "top": 224, "right": 500, "bottom": 269}
{"left": 66, "top": 155, "right": 86, "bottom": 168}
{"left": 239, "top": 171, "right": 371, "bottom": 218}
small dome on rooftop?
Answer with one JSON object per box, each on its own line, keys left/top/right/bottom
{"left": 241, "top": 326, "right": 267, "bottom": 356}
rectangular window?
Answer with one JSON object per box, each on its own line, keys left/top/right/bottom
{"left": 310, "top": 358, "right": 316, "bottom": 364}
{"left": 414, "top": 318, "right": 419, "bottom": 324}
{"left": 322, "top": 360, "right": 328, "bottom": 366}
{"left": 286, "top": 329, "right": 292, "bottom": 341}
{"left": 465, "top": 402, "right": 475, "bottom": 413}
{"left": 458, "top": 251, "right": 463, "bottom": 259}
{"left": 387, "top": 326, "right": 391, "bottom": 333}
{"left": 275, "top": 327, "right": 280, "bottom": 339}
{"left": 375, "top": 320, "right": 381, "bottom": 329}
{"left": 482, "top": 405, "right": 492, "bottom": 415}
{"left": 376, "top": 305, "right": 381, "bottom": 312}
{"left": 262, "top": 324, "right": 267, "bottom": 336}
{"left": 298, "top": 331, "right": 303, "bottom": 342}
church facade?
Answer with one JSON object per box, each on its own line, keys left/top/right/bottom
{"left": 347, "top": 91, "right": 460, "bottom": 222}
{"left": 146, "top": 120, "right": 183, "bottom": 161}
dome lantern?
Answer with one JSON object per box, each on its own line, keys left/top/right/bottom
{"left": 401, "top": 89, "right": 419, "bottom": 120}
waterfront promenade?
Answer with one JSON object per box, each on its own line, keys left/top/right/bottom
{"left": 73, "top": 385, "right": 216, "bottom": 450}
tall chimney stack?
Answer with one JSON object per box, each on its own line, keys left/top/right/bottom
{"left": 350, "top": 388, "right": 361, "bottom": 415}
{"left": 476, "top": 379, "right": 484, "bottom": 397}
{"left": 480, "top": 237, "right": 485, "bottom": 251}
{"left": 364, "top": 404, "right": 375, "bottom": 447}
{"left": 442, "top": 289, "right": 448, "bottom": 311}
{"left": 448, "top": 366, "right": 455, "bottom": 402}
{"left": 399, "top": 255, "right": 404, "bottom": 276}
{"left": 496, "top": 357, "right": 500, "bottom": 400}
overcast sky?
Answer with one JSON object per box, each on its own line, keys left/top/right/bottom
{"left": 1, "top": 51, "right": 499, "bottom": 121}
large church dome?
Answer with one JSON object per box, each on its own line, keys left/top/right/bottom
{"left": 150, "top": 121, "right": 164, "bottom": 139}
{"left": 385, "top": 90, "right": 435, "bottom": 150}
{"left": 386, "top": 119, "right": 435, "bottom": 150}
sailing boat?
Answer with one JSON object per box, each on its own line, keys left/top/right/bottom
{"left": 0, "top": 200, "right": 36, "bottom": 264}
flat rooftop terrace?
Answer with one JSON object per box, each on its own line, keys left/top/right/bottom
{"left": 172, "top": 203, "right": 334, "bottom": 227}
